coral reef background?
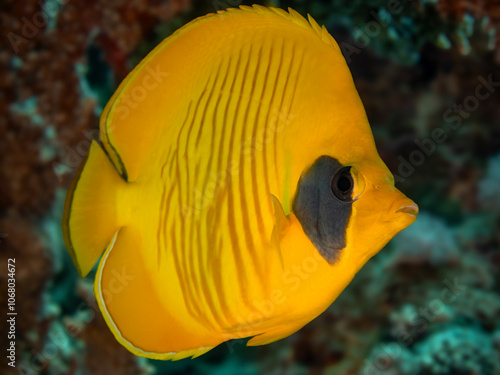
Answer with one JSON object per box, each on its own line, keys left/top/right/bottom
{"left": 1, "top": 0, "right": 499, "bottom": 374}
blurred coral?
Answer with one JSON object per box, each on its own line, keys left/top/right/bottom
{"left": 0, "top": 215, "right": 51, "bottom": 344}
{"left": 282, "top": 0, "right": 500, "bottom": 63}
{"left": 0, "top": 0, "right": 193, "bottom": 216}
{"left": 1, "top": 0, "right": 191, "bottom": 374}
{"left": 478, "top": 153, "right": 500, "bottom": 211}
{"left": 1, "top": 1, "right": 499, "bottom": 374}
{"left": 436, "top": 0, "right": 500, "bottom": 22}
{"left": 388, "top": 212, "right": 460, "bottom": 267}
{"left": 415, "top": 327, "right": 500, "bottom": 375}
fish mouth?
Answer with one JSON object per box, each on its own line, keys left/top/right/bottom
{"left": 395, "top": 203, "right": 419, "bottom": 218}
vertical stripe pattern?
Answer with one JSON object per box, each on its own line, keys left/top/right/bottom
{"left": 155, "top": 36, "right": 306, "bottom": 330}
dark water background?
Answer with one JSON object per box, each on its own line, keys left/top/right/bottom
{"left": 1, "top": 0, "right": 499, "bottom": 374}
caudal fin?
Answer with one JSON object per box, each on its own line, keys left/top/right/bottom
{"left": 62, "top": 140, "right": 127, "bottom": 277}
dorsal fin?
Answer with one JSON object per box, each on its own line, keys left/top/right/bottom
{"left": 100, "top": 5, "right": 341, "bottom": 182}
{"left": 223, "top": 5, "right": 340, "bottom": 52}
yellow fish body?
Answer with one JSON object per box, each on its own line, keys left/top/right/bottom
{"left": 62, "top": 5, "right": 418, "bottom": 360}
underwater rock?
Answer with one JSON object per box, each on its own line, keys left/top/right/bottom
{"left": 280, "top": 0, "right": 500, "bottom": 64}
{"left": 361, "top": 325, "right": 500, "bottom": 375}
{"left": 80, "top": 307, "right": 140, "bottom": 375}
{"left": 454, "top": 288, "right": 500, "bottom": 331}
{"left": 0, "top": 216, "right": 52, "bottom": 341}
{"left": 388, "top": 303, "right": 453, "bottom": 342}
{"left": 435, "top": 0, "right": 500, "bottom": 59}
{"left": 2, "top": 1, "right": 499, "bottom": 374}
{"left": 2, "top": 0, "right": 194, "bottom": 217}
{"left": 415, "top": 326, "right": 500, "bottom": 375}
{"left": 388, "top": 212, "right": 460, "bottom": 267}
{"left": 0, "top": 215, "right": 54, "bottom": 375}
{"left": 2, "top": 0, "right": 192, "bottom": 373}
{"left": 478, "top": 153, "right": 500, "bottom": 212}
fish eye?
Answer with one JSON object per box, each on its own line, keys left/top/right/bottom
{"left": 331, "top": 167, "right": 354, "bottom": 202}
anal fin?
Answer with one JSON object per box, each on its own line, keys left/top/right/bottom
{"left": 95, "top": 226, "right": 217, "bottom": 360}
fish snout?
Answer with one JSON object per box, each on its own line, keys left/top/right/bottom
{"left": 389, "top": 195, "right": 419, "bottom": 228}
{"left": 384, "top": 185, "right": 419, "bottom": 221}
{"left": 395, "top": 202, "right": 419, "bottom": 218}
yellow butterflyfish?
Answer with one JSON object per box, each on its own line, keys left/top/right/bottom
{"left": 62, "top": 5, "right": 418, "bottom": 360}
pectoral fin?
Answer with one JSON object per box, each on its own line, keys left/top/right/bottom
{"left": 246, "top": 322, "right": 306, "bottom": 346}
{"left": 270, "top": 194, "right": 290, "bottom": 269}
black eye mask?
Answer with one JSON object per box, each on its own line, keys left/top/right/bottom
{"left": 292, "top": 156, "right": 353, "bottom": 264}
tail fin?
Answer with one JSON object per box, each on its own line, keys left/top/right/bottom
{"left": 62, "top": 140, "right": 127, "bottom": 277}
